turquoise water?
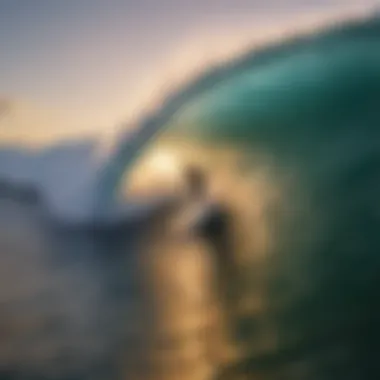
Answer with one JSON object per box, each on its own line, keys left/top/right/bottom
{"left": 1, "top": 15, "right": 380, "bottom": 380}
{"left": 120, "top": 15, "right": 380, "bottom": 380}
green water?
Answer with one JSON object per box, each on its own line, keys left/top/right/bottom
{"left": 118, "top": 16, "right": 380, "bottom": 380}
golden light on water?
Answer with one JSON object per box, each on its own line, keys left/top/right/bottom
{"left": 119, "top": 132, "right": 290, "bottom": 379}
{"left": 125, "top": 148, "right": 185, "bottom": 197}
{"left": 126, "top": 133, "right": 283, "bottom": 267}
{"left": 0, "top": 5, "right": 379, "bottom": 380}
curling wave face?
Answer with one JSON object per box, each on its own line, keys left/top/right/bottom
{"left": 1, "top": 14, "right": 380, "bottom": 380}
{"left": 124, "top": 14, "right": 380, "bottom": 380}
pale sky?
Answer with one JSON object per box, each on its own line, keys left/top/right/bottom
{"left": 0, "top": 0, "right": 378, "bottom": 144}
